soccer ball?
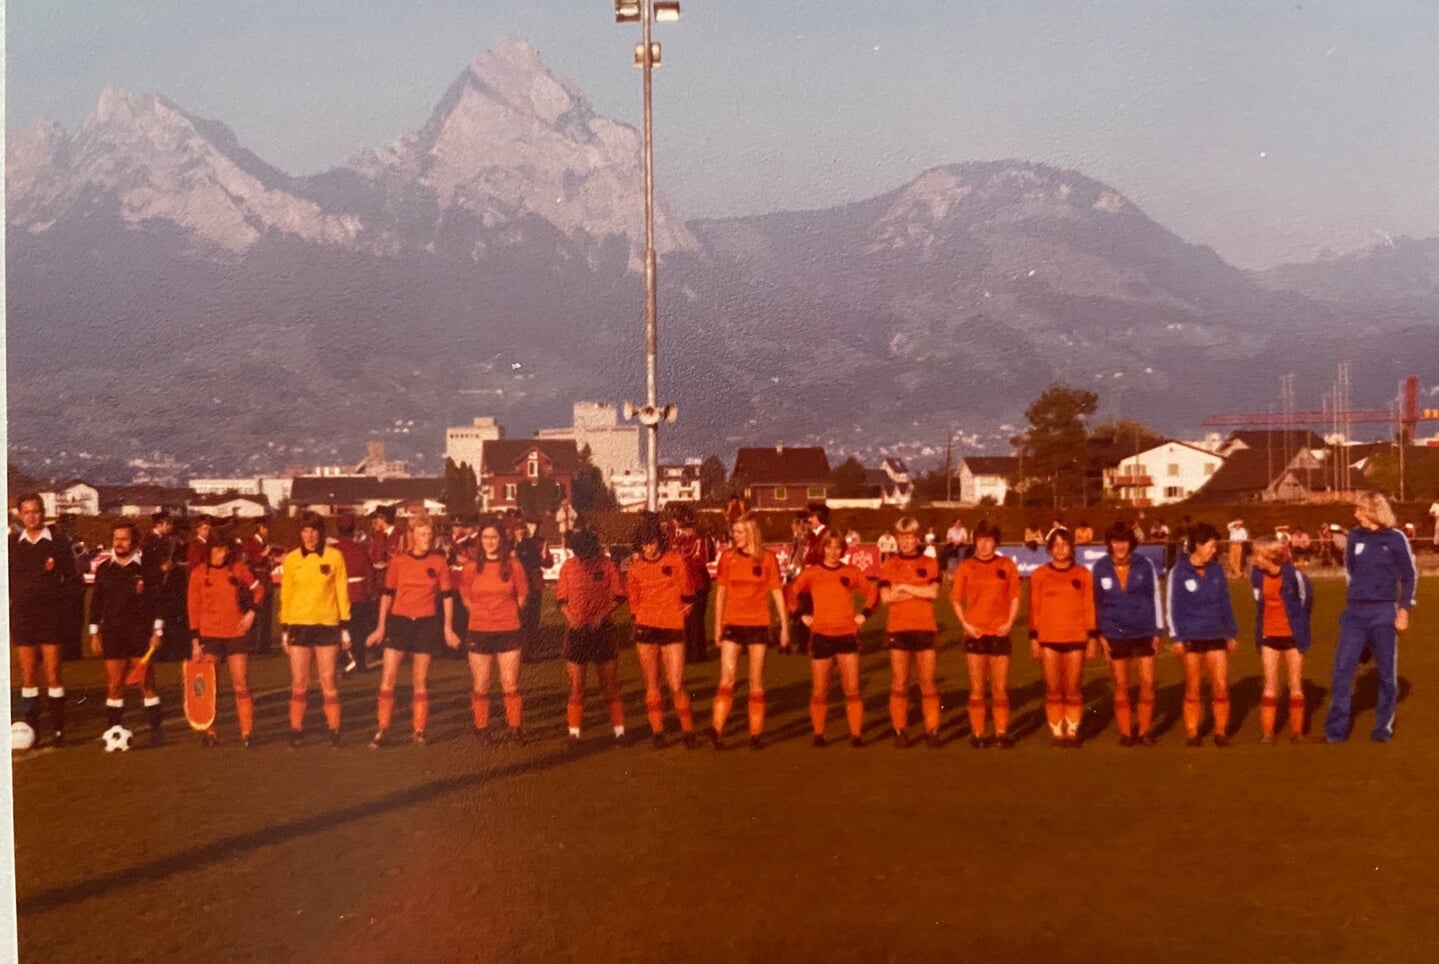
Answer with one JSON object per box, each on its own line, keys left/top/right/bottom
{"left": 11, "top": 721, "right": 36, "bottom": 752}
{"left": 102, "top": 725, "right": 134, "bottom": 753}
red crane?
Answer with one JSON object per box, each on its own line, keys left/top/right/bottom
{"left": 1203, "top": 375, "right": 1436, "bottom": 437}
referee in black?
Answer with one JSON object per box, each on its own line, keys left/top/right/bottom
{"left": 8, "top": 493, "right": 82, "bottom": 746}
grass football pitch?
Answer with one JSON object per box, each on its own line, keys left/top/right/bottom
{"left": 12, "top": 579, "right": 1439, "bottom": 962}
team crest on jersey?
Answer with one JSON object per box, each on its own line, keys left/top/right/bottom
{"left": 840, "top": 576, "right": 851, "bottom": 588}
{"left": 1100, "top": 577, "right": 1113, "bottom": 590}
{"left": 1071, "top": 578, "right": 1082, "bottom": 590}
{"left": 662, "top": 565, "right": 673, "bottom": 577}
{"left": 918, "top": 567, "right": 929, "bottom": 579}
{"left": 44, "top": 556, "right": 56, "bottom": 572}
{"left": 320, "top": 564, "right": 332, "bottom": 575}
{"left": 426, "top": 567, "right": 437, "bottom": 578}
{"left": 1185, "top": 578, "right": 1198, "bottom": 592}
{"left": 135, "top": 579, "right": 145, "bottom": 594}
{"left": 752, "top": 565, "right": 762, "bottom": 577}
{"left": 1354, "top": 543, "right": 1366, "bottom": 555}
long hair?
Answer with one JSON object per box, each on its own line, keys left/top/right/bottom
{"left": 632, "top": 512, "right": 668, "bottom": 554}
{"left": 1356, "top": 491, "right": 1397, "bottom": 528}
{"left": 568, "top": 528, "right": 607, "bottom": 578}
{"left": 476, "top": 518, "right": 514, "bottom": 582}
{"left": 730, "top": 513, "right": 763, "bottom": 555}
{"left": 1105, "top": 520, "right": 1138, "bottom": 552}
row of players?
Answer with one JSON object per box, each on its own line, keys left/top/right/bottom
{"left": 18, "top": 492, "right": 1417, "bottom": 751}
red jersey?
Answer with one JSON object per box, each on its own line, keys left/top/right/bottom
{"left": 188, "top": 561, "right": 262, "bottom": 638}
{"left": 626, "top": 551, "right": 694, "bottom": 631}
{"left": 1261, "top": 573, "right": 1294, "bottom": 638}
{"left": 951, "top": 555, "right": 1022, "bottom": 636}
{"left": 384, "top": 551, "right": 451, "bottom": 619}
{"left": 878, "top": 552, "right": 940, "bottom": 633}
{"left": 1029, "top": 562, "right": 1096, "bottom": 643}
{"left": 460, "top": 558, "right": 528, "bottom": 632}
{"left": 557, "top": 557, "right": 624, "bottom": 628}
{"left": 334, "top": 537, "right": 372, "bottom": 605}
{"left": 187, "top": 538, "right": 210, "bottom": 571}
{"left": 715, "top": 548, "right": 782, "bottom": 627}
{"left": 791, "top": 563, "right": 877, "bottom": 636}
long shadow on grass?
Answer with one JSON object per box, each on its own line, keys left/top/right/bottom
{"left": 16, "top": 749, "right": 579, "bottom": 917}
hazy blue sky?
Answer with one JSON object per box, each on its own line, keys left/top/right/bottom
{"left": 7, "top": 0, "right": 1439, "bottom": 267}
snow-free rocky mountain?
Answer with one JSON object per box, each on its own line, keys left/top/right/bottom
{"left": 7, "top": 36, "right": 1435, "bottom": 479}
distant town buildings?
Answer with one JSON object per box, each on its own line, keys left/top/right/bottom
{"left": 1107, "top": 441, "right": 1224, "bottom": 506}
{"left": 536, "top": 402, "right": 640, "bottom": 483}
{"left": 445, "top": 416, "right": 504, "bottom": 477}
{"left": 732, "top": 446, "right": 832, "bottom": 510}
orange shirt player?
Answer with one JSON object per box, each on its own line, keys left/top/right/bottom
{"left": 626, "top": 513, "right": 699, "bottom": 748}
{"left": 1028, "top": 527, "right": 1098, "bottom": 747}
{"left": 878, "top": 517, "right": 944, "bottom": 748}
{"left": 950, "top": 520, "right": 1022, "bottom": 748}
{"left": 458, "top": 519, "right": 530, "bottom": 744}
{"left": 710, "top": 514, "right": 790, "bottom": 749}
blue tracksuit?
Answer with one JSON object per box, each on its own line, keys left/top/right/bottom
{"left": 1324, "top": 526, "right": 1418, "bottom": 742}
{"left": 1249, "top": 563, "right": 1313, "bottom": 652}
{"left": 1093, "top": 554, "right": 1164, "bottom": 640}
{"left": 1165, "top": 556, "right": 1237, "bottom": 641}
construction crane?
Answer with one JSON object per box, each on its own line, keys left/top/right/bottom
{"left": 1203, "top": 373, "right": 1435, "bottom": 438}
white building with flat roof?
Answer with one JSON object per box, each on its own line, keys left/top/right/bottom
{"left": 536, "top": 402, "right": 640, "bottom": 483}
{"left": 446, "top": 417, "right": 504, "bottom": 476}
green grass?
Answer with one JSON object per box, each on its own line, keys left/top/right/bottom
{"left": 12, "top": 580, "right": 1439, "bottom": 961}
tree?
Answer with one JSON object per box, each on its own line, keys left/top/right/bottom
{"left": 698, "top": 454, "right": 728, "bottom": 504}
{"left": 571, "top": 445, "right": 617, "bottom": 512}
{"left": 1014, "top": 384, "right": 1099, "bottom": 509}
{"left": 442, "top": 457, "right": 479, "bottom": 517}
{"left": 1089, "top": 419, "right": 1165, "bottom": 455}
{"left": 911, "top": 467, "right": 951, "bottom": 506}
{"left": 830, "top": 456, "right": 870, "bottom": 498}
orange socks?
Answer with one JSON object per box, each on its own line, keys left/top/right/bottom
{"left": 1289, "top": 695, "right": 1305, "bottom": 736}
{"left": 889, "top": 690, "right": 908, "bottom": 733}
{"left": 1212, "top": 696, "right": 1230, "bottom": 737}
{"left": 1137, "top": 696, "right": 1154, "bottom": 736}
{"left": 378, "top": 687, "right": 395, "bottom": 730}
{"left": 967, "top": 696, "right": 986, "bottom": 738}
{"left": 412, "top": 692, "right": 429, "bottom": 734}
{"left": 289, "top": 690, "right": 307, "bottom": 732}
{"left": 323, "top": 694, "right": 341, "bottom": 733}
{"left": 1045, "top": 695, "right": 1064, "bottom": 735}
{"left": 646, "top": 693, "right": 665, "bottom": 735}
{"left": 235, "top": 687, "right": 254, "bottom": 738}
{"left": 503, "top": 691, "right": 523, "bottom": 729}
{"left": 567, "top": 697, "right": 584, "bottom": 732}
{"left": 993, "top": 696, "right": 1010, "bottom": 736}
{"left": 472, "top": 690, "right": 490, "bottom": 730}
{"left": 712, "top": 685, "right": 734, "bottom": 733}
{"left": 674, "top": 691, "right": 693, "bottom": 733}
{"left": 810, "top": 697, "right": 828, "bottom": 736}
{"left": 845, "top": 695, "right": 864, "bottom": 737}
{"left": 607, "top": 697, "right": 626, "bottom": 731}
{"left": 747, "top": 691, "right": 765, "bottom": 736}
{"left": 921, "top": 693, "right": 940, "bottom": 734}
{"left": 1182, "top": 696, "right": 1201, "bottom": 737}
{"left": 1063, "top": 698, "right": 1082, "bottom": 737}
{"left": 1260, "top": 696, "right": 1278, "bottom": 736}
{"left": 1113, "top": 692, "right": 1132, "bottom": 736}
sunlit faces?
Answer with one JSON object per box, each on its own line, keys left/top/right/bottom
{"left": 1108, "top": 539, "right": 1131, "bottom": 564}
{"left": 300, "top": 525, "right": 321, "bottom": 552}
{"left": 480, "top": 526, "right": 504, "bottom": 559}
{"left": 18, "top": 497, "right": 44, "bottom": 531}
{"left": 1191, "top": 539, "right": 1218, "bottom": 566}
{"left": 1049, "top": 536, "right": 1074, "bottom": 565}
{"left": 642, "top": 539, "right": 663, "bottom": 562}
{"left": 410, "top": 524, "right": 434, "bottom": 556}
{"left": 896, "top": 530, "right": 921, "bottom": 555}
{"left": 731, "top": 521, "right": 751, "bottom": 552}
{"left": 110, "top": 526, "right": 135, "bottom": 559}
{"left": 974, "top": 536, "right": 997, "bottom": 560}
{"left": 822, "top": 535, "right": 845, "bottom": 566}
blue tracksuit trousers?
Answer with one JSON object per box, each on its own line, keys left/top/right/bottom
{"left": 1324, "top": 603, "right": 1399, "bottom": 742}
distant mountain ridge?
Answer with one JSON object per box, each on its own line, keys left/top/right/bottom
{"left": 6, "top": 37, "right": 1435, "bottom": 481}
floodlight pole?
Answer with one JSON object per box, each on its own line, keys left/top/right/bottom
{"left": 641, "top": 0, "right": 659, "bottom": 513}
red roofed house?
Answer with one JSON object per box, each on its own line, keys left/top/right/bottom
{"left": 732, "top": 446, "right": 832, "bottom": 511}
{"left": 482, "top": 439, "right": 581, "bottom": 511}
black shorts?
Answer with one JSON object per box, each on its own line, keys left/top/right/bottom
{"left": 1178, "top": 638, "right": 1229, "bottom": 654}
{"left": 1040, "top": 641, "right": 1087, "bottom": 654}
{"left": 963, "top": 634, "right": 1012, "bottom": 657}
{"left": 466, "top": 630, "right": 522, "bottom": 655}
{"left": 887, "top": 631, "right": 937, "bottom": 652}
{"left": 564, "top": 624, "right": 618, "bottom": 664}
{"left": 101, "top": 627, "right": 151, "bottom": 660}
{"left": 1261, "top": 635, "right": 1298, "bottom": 652}
{"left": 289, "top": 625, "right": 342, "bottom": 648}
{"left": 201, "top": 635, "right": 251, "bottom": 659}
{"left": 1107, "top": 637, "right": 1156, "bottom": 660}
{"left": 720, "top": 625, "right": 772, "bottom": 647}
{"left": 384, "top": 616, "right": 443, "bottom": 656}
{"left": 809, "top": 633, "right": 860, "bottom": 659}
{"left": 10, "top": 608, "right": 61, "bottom": 648}
{"left": 633, "top": 625, "right": 685, "bottom": 646}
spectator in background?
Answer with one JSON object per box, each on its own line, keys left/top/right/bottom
{"left": 1290, "top": 527, "right": 1312, "bottom": 568}
{"left": 333, "top": 515, "right": 374, "bottom": 674}
{"left": 944, "top": 517, "right": 970, "bottom": 569}
{"left": 876, "top": 530, "right": 898, "bottom": 560}
{"left": 669, "top": 508, "right": 714, "bottom": 664}
{"left": 1430, "top": 499, "right": 1439, "bottom": 551}
{"left": 1226, "top": 519, "right": 1250, "bottom": 578}
{"left": 844, "top": 528, "right": 862, "bottom": 548}
{"left": 243, "top": 517, "right": 275, "bottom": 656}
{"left": 513, "top": 519, "right": 553, "bottom": 650}
{"left": 1317, "top": 524, "right": 1338, "bottom": 567}
{"left": 1023, "top": 523, "right": 1045, "bottom": 550}
{"left": 187, "top": 515, "right": 214, "bottom": 571}
{"left": 1073, "top": 521, "right": 1094, "bottom": 545}
{"left": 143, "top": 511, "right": 190, "bottom": 662}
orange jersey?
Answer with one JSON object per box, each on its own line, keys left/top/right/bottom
{"left": 1260, "top": 573, "right": 1294, "bottom": 638}
{"left": 557, "top": 557, "right": 624, "bottom": 627}
{"left": 188, "top": 561, "right": 262, "bottom": 638}
{"left": 878, "top": 552, "right": 941, "bottom": 633}
{"left": 384, "top": 551, "right": 451, "bottom": 619}
{"left": 951, "top": 555, "right": 1022, "bottom": 636}
{"left": 459, "top": 558, "right": 528, "bottom": 632}
{"left": 625, "top": 551, "right": 693, "bottom": 631}
{"left": 791, "top": 563, "right": 877, "bottom": 636}
{"left": 1028, "top": 562, "right": 1096, "bottom": 643}
{"left": 715, "top": 548, "right": 783, "bottom": 627}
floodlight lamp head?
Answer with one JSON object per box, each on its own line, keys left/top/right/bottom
{"left": 615, "top": 1, "right": 641, "bottom": 24}
{"left": 654, "top": 2, "right": 682, "bottom": 22}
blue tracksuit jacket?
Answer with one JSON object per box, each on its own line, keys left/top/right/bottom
{"left": 1093, "top": 554, "right": 1164, "bottom": 640}
{"left": 1165, "top": 556, "right": 1237, "bottom": 641}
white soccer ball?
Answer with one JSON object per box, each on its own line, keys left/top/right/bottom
{"left": 102, "top": 725, "right": 134, "bottom": 753}
{"left": 11, "top": 721, "right": 36, "bottom": 752}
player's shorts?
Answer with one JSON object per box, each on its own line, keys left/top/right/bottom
{"left": 1106, "top": 637, "right": 1156, "bottom": 660}
{"left": 633, "top": 624, "right": 685, "bottom": 646}
{"left": 101, "top": 627, "right": 150, "bottom": 660}
{"left": 720, "top": 625, "right": 772, "bottom": 647}
{"left": 887, "top": 631, "right": 937, "bottom": 652}
{"left": 809, "top": 633, "right": 860, "bottom": 659}
{"left": 200, "top": 635, "right": 251, "bottom": 659}
{"left": 466, "top": 630, "right": 522, "bottom": 655}
{"left": 289, "top": 625, "right": 342, "bottom": 648}
{"left": 1261, "top": 635, "right": 1298, "bottom": 652}
{"left": 963, "top": 634, "right": 1012, "bottom": 657}
{"left": 564, "top": 624, "right": 618, "bottom": 664}
{"left": 10, "top": 607, "right": 61, "bottom": 648}
{"left": 1040, "top": 641, "right": 1087, "bottom": 654}
{"left": 1178, "top": 638, "right": 1229, "bottom": 654}
{"left": 384, "top": 616, "right": 443, "bottom": 656}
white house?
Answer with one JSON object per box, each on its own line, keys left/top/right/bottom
{"left": 46, "top": 480, "right": 100, "bottom": 516}
{"left": 188, "top": 494, "right": 272, "bottom": 519}
{"left": 1107, "top": 441, "right": 1224, "bottom": 506}
{"left": 956, "top": 457, "right": 1018, "bottom": 505}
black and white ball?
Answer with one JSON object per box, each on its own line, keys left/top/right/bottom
{"left": 102, "top": 725, "right": 134, "bottom": 753}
